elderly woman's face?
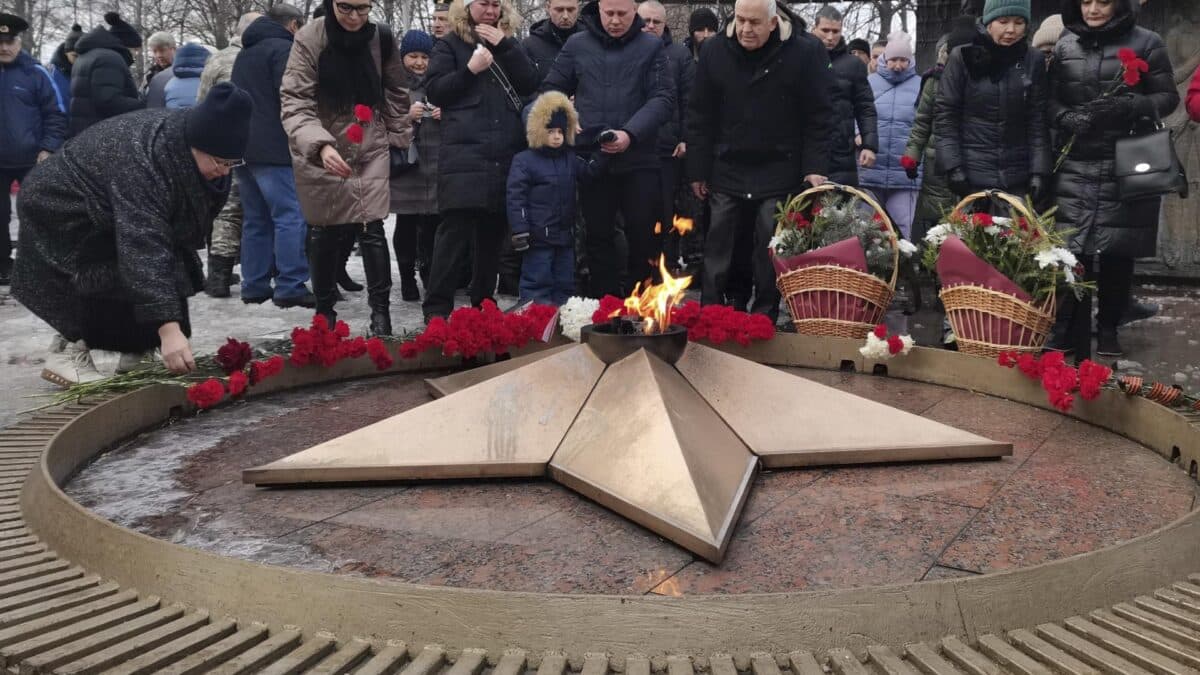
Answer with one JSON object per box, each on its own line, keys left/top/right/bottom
{"left": 469, "top": 0, "right": 502, "bottom": 27}
{"left": 987, "top": 16, "right": 1027, "bottom": 46}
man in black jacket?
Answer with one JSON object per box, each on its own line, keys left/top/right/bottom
{"left": 69, "top": 13, "right": 144, "bottom": 137}
{"left": 638, "top": 0, "right": 694, "bottom": 273}
{"left": 522, "top": 0, "right": 581, "bottom": 84}
{"left": 811, "top": 4, "right": 877, "bottom": 186}
{"left": 686, "top": 0, "right": 833, "bottom": 320}
{"left": 231, "top": 6, "right": 314, "bottom": 309}
{"left": 539, "top": 0, "right": 674, "bottom": 296}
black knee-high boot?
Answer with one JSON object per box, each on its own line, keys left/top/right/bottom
{"left": 392, "top": 215, "right": 420, "bottom": 301}
{"left": 337, "top": 227, "right": 364, "bottom": 292}
{"left": 360, "top": 221, "right": 394, "bottom": 336}
{"left": 307, "top": 225, "right": 343, "bottom": 326}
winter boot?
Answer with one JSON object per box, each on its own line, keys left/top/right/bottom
{"left": 361, "top": 221, "right": 394, "bottom": 336}
{"left": 1096, "top": 329, "right": 1124, "bottom": 358}
{"left": 336, "top": 227, "right": 364, "bottom": 291}
{"left": 205, "top": 255, "right": 235, "bottom": 298}
{"left": 41, "top": 336, "right": 103, "bottom": 387}
{"left": 399, "top": 266, "right": 420, "bottom": 301}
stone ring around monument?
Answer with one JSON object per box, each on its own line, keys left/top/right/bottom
{"left": 12, "top": 333, "right": 1200, "bottom": 674}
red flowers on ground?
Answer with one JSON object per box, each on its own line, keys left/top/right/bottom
{"left": 899, "top": 155, "right": 917, "bottom": 171}
{"left": 592, "top": 294, "right": 631, "bottom": 324}
{"left": 886, "top": 334, "right": 904, "bottom": 355}
{"left": 670, "top": 301, "right": 775, "bottom": 346}
{"left": 400, "top": 300, "right": 557, "bottom": 359}
{"left": 353, "top": 104, "right": 373, "bottom": 123}
{"left": 366, "top": 337, "right": 394, "bottom": 371}
{"left": 186, "top": 378, "right": 225, "bottom": 410}
{"left": 227, "top": 371, "right": 249, "bottom": 398}
{"left": 248, "top": 355, "right": 286, "bottom": 385}
{"left": 346, "top": 123, "right": 365, "bottom": 144}
{"left": 215, "top": 337, "right": 253, "bottom": 374}
{"left": 998, "top": 351, "right": 1114, "bottom": 413}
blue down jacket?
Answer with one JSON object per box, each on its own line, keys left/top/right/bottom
{"left": 164, "top": 44, "right": 211, "bottom": 109}
{"left": 861, "top": 58, "right": 922, "bottom": 190}
{"left": 0, "top": 51, "right": 67, "bottom": 169}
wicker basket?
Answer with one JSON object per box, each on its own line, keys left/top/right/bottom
{"left": 773, "top": 183, "right": 899, "bottom": 339}
{"left": 939, "top": 191, "right": 1056, "bottom": 358}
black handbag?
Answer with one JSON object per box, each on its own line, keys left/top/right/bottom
{"left": 1114, "top": 125, "right": 1189, "bottom": 200}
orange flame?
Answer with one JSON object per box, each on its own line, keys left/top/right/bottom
{"left": 654, "top": 221, "right": 662, "bottom": 234}
{"left": 671, "top": 215, "right": 694, "bottom": 235}
{"left": 610, "top": 255, "right": 692, "bottom": 334}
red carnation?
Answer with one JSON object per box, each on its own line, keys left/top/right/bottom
{"left": 1017, "top": 217, "right": 1030, "bottom": 231}
{"left": 789, "top": 212, "right": 810, "bottom": 228}
{"left": 1048, "top": 388, "right": 1075, "bottom": 413}
{"left": 186, "top": 378, "right": 225, "bottom": 410}
{"left": 215, "top": 337, "right": 253, "bottom": 375}
{"left": 1122, "top": 60, "right": 1149, "bottom": 87}
{"left": 899, "top": 155, "right": 918, "bottom": 171}
{"left": 366, "top": 337, "right": 394, "bottom": 371}
{"left": 811, "top": 204, "right": 823, "bottom": 216}
{"left": 346, "top": 123, "right": 365, "bottom": 144}
{"left": 353, "top": 104, "right": 373, "bottom": 123}
{"left": 887, "top": 335, "right": 904, "bottom": 355}
{"left": 227, "top": 371, "right": 249, "bottom": 397}
{"left": 997, "top": 351, "right": 1018, "bottom": 367}
{"left": 873, "top": 324, "right": 888, "bottom": 339}
{"left": 971, "top": 213, "right": 994, "bottom": 227}
{"left": 1117, "top": 47, "right": 1137, "bottom": 64}
{"left": 1016, "top": 353, "right": 1040, "bottom": 378}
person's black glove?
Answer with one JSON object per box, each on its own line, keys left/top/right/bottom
{"left": 1058, "top": 109, "right": 1096, "bottom": 135}
{"left": 947, "top": 168, "right": 971, "bottom": 197}
{"left": 511, "top": 232, "right": 531, "bottom": 252}
{"left": 1115, "top": 93, "right": 1158, "bottom": 125}
{"left": 1029, "top": 174, "right": 1047, "bottom": 203}
{"left": 903, "top": 158, "right": 919, "bottom": 180}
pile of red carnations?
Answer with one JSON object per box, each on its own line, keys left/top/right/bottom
{"left": 997, "top": 351, "right": 1113, "bottom": 413}
{"left": 589, "top": 297, "right": 775, "bottom": 346}
{"left": 398, "top": 300, "right": 558, "bottom": 359}
{"left": 187, "top": 316, "right": 396, "bottom": 411}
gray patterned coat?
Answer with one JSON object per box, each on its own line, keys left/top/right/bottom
{"left": 11, "top": 109, "right": 226, "bottom": 345}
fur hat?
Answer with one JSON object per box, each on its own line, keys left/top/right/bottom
{"left": 1031, "top": 13, "right": 1064, "bottom": 50}
{"left": 847, "top": 38, "right": 870, "bottom": 55}
{"left": 688, "top": 8, "right": 719, "bottom": 34}
{"left": 526, "top": 91, "right": 577, "bottom": 148}
{"left": 400, "top": 29, "right": 434, "bottom": 56}
{"left": 186, "top": 82, "right": 254, "bottom": 159}
{"left": 104, "top": 12, "right": 142, "bottom": 49}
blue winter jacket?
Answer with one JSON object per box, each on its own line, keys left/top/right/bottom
{"left": 0, "top": 51, "right": 68, "bottom": 169}
{"left": 507, "top": 147, "right": 602, "bottom": 247}
{"left": 164, "top": 44, "right": 210, "bottom": 110}
{"left": 231, "top": 17, "right": 295, "bottom": 166}
{"left": 861, "top": 58, "right": 923, "bottom": 191}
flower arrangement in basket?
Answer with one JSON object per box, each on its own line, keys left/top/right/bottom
{"left": 769, "top": 183, "right": 916, "bottom": 338}
{"left": 921, "top": 191, "right": 1092, "bottom": 358}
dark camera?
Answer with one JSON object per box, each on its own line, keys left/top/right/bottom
{"left": 599, "top": 130, "right": 618, "bottom": 144}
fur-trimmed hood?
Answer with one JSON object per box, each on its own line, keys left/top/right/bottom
{"left": 526, "top": 91, "right": 577, "bottom": 147}
{"left": 448, "top": 0, "right": 521, "bottom": 44}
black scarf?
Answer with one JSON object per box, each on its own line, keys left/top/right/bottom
{"left": 317, "top": 0, "right": 382, "bottom": 117}
{"left": 962, "top": 29, "right": 1027, "bottom": 82}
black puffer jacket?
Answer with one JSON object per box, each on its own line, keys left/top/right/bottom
{"left": 521, "top": 18, "right": 582, "bottom": 85}
{"left": 656, "top": 26, "right": 694, "bottom": 157}
{"left": 231, "top": 16, "right": 296, "bottom": 166}
{"left": 425, "top": 9, "right": 539, "bottom": 213}
{"left": 826, "top": 39, "right": 878, "bottom": 186}
{"left": 539, "top": 1, "right": 674, "bottom": 173}
{"left": 685, "top": 10, "right": 833, "bottom": 200}
{"left": 934, "top": 28, "right": 1051, "bottom": 193}
{"left": 68, "top": 27, "right": 144, "bottom": 137}
{"left": 1050, "top": 0, "right": 1178, "bottom": 257}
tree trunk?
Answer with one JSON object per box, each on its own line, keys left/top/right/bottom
{"left": 916, "top": 0, "right": 959, "bottom": 71}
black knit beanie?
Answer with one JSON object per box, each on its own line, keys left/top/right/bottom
{"left": 847, "top": 38, "right": 870, "bottom": 55}
{"left": 688, "top": 8, "right": 719, "bottom": 34}
{"left": 104, "top": 12, "right": 143, "bottom": 49}
{"left": 185, "top": 82, "right": 253, "bottom": 159}
{"left": 64, "top": 24, "right": 84, "bottom": 52}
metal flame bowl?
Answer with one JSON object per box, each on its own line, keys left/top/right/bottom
{"left": 580, "top": 320, "right": 689, "bottom": 366}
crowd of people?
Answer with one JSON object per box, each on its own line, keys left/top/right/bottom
{"left": 2, "top": 0, "right": 1200, "bottom": 386}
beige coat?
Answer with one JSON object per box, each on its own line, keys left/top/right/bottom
{"left": 280, "top": 20, "right": 411, "bottom": 226}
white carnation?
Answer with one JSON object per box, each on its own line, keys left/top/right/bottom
{"left": 984, "top": 225, "right": 1001, "bottom": 236}
{"left": 559, "top": 296, "right": 600, "bottom": 342}
{"left": 897, "top": 239, "right": 918, "bottom": 257}
{"left": 767, "top": 235, "right": 782, "bottom": 253}
{"left": 924, "top": 224, "right": 952, "bottom": 247}
{"left": 992, "top": 216, "right": 1013, "bottom": 227}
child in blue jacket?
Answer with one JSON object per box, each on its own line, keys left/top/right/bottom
{"left": 506, "top": 92, "right": 603, "bottom": 306}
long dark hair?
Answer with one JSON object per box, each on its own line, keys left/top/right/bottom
{"left": 316, "top": 0, "right": 382, "bottom": 116}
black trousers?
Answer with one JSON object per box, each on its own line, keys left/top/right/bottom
{"left": 704, "top": 192, "right": 781, "bottom": 320}
{"left": 393, "top": 213, "right": 438, "bottom": 284}
{"left": 308, "top": 221, "right": 391, "bottom": 320}
{"left": 580, "top": 169, "right": 662, "bottom": 297}
{"left": 1, "top": 167, "right": 30, "bottom": 271}
{"left": 422, "top": 208, "right": 507, "bottom": 319}
{"left": 1063, "top": 254, "right": 1135, "bottom": 360}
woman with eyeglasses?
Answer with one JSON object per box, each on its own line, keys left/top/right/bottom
{"left": 420, "top": 0, "right": 538, "bottom": 322}
{"left": 280, "top": 0, "right": 412, "bottom": 334}
{"left": 10, "top": 84, "right": 253, "bottom": 386}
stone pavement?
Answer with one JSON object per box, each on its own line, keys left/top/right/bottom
{"left": 63, "top": 368, "right": 1200, "bottom": 595}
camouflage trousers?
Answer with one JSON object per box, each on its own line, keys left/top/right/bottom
{"left": 209, "top": 174, "right": 243, "bottom": 259}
